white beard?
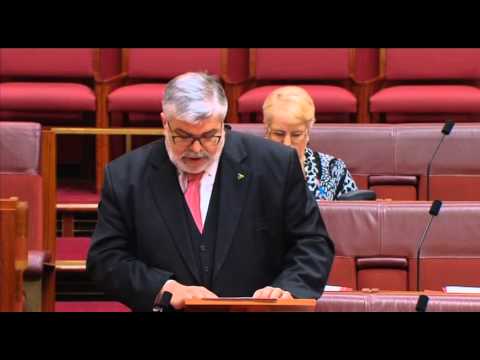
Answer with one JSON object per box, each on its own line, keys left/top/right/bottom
{"left": 164, "top": 130, "right": 225, "bottom": 174}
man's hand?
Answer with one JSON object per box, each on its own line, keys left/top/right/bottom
{"left": 160, "top": 280, "right": 218, "bottom": 309}
{"left": 252, "top": 286, "right": 293, "bottom": 299}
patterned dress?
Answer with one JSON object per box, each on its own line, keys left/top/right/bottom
{"left": 303, "top": 147, "right": 358, "bottom": 200}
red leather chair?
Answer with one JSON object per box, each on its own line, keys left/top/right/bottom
{"left": 0, "top": 48, "right": 122, "bottom": 198}
{"left": 395, "top": 123, "right": 480, "bottom": 200}
{"left": 231, "top": 123, "right": 412, "bottom": 199}
{"left": 409, "top": 202, "right": 480, "bottom": 291}
{"left": 307, "top": 124, "right": 398, "bottom": 195}
{"left": 237, "top": 48, "right": 358, "bottom": 123}
{"left": 100, "top": 48, "right": 248, "bottom": 182}
{"left": 0, "top": 122, "right": 56, "bottom": 311}
{"left": 320, "top": 201, "right": 480, "bottom": 292}
{"left": 369, "top": 48, "right": 480, "bottom": 123}
{"left": 319, "top": 201, "right": 385, "bottom": 290}
{"left": 104, "top": 48, "right": 248, "bottom": 125}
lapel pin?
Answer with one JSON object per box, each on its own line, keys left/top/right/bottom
{"left": 237, "top": 173, "right": 245, "bottom": 181}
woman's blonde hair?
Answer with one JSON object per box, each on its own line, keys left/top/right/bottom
{"left": 262, "top": 86, "right": 315, "bottom": 128}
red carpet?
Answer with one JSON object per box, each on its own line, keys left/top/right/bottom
{"left": 55, "top": 301, "right": 131, "bottom": 312}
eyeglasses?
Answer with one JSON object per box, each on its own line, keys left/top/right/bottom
{"left": 267, "top": 128, "right": 308, "bottom": 145}
{"left": 168, "top": 122, "right": 223, "bottom": 148}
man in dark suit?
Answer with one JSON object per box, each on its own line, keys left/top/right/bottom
{"left": 87, "top": 72, "right": 334, "bottom": 311}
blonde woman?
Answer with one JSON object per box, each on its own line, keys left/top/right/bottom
{"left": 263, "top": 86, "right": 358, "bottom": 200}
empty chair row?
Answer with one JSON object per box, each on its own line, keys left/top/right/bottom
{"left": 2, "top": 48, "right": 479, "bottom": 126}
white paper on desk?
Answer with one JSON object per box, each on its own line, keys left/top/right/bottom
{"left": 443, "top": 286, "right": 480, "bottom": 294}
{"left": 324, "top": 285, "right": 353, "bottom": 291}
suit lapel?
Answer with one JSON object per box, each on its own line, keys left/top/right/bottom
{"left": 214, "top": 131, "right": 251, "bottom": 281}
{"left": 147, "top": 141, "right": 201, "bottom": 283}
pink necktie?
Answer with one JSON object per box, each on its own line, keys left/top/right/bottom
{"left": 185, "top": 172, "right": 204, "bottom": 233}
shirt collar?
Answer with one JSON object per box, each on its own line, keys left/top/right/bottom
{"left": 177, "top": 156, "right": 220, "bottom": 193}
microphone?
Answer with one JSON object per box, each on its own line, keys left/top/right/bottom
{"left": 426, "top": 120, "right": 455, "bottom": 201}
{"left": 415, "top": 200, "right": 443, "bottom": 291}
{"left": 416, "top": 295, "right": 429, "bottom": 312}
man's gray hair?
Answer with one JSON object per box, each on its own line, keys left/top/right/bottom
{"left": 162, "top": 72, "right": 228, "bottom": 123}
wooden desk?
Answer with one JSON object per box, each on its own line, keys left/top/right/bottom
{"left": 184, "top": 298, "right": 316, "bottom": 312}
{"left": 324, "top": 289, "right": 480, "bottom": 296}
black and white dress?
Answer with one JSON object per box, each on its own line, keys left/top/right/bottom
{"left": 303, "top": 147, "right": 358, "bottom": 200}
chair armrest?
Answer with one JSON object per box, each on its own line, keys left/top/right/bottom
{"left": 24, "top": 250, "right": 51, "bottom": 281}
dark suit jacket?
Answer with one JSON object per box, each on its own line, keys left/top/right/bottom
{"left": 87, "top": 129, "right": 334, "bottom": 311}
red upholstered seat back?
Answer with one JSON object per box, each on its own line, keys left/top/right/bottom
{"left": 319, "top": 201, "right": 480, "bottom": 291}
{"left": 0, "top": 48, "right": 95, "bottom": 78}
{"left": 231, "top": 123, "right": 396, "bottom": 178}
{"left": 370, "top": 49, "right": 480, "bottom": 124}
{"left": 319, "top": 201, "right": 381, "bottom": 290}
{"left": 233, "top": 123, "right": 480, "bottom": 201}
{"left": 114, "top": 49, "right": 248, "bottom": 125}
{"left": 309, "top": 124, "right": 396, "bottom": 191}
{"left": 0, "top": 122, "right": 41, "bottom": 174}
{"left": 254, "top": 49, "right": 351, "bottom": 80}
{"left": 231, "top": 123, "right": 402, "bottom": 196}
{"left": 320, "top": 201, "right": 413, "bottom": 290}
{"left": 395, "top": 123, "right": 480, "bottom": 200}
{"left": 127, "top": 48, "right": 223, "bottom": 79}
{"left": 0, "top": 122, "right": 43, "bottom": 250}
{"left": 396, "top": 124, "right": 480, "bottom": 174}
{"left": 418, "top": 203, "right": 480, "bottom": 290}
{"left": 229, "top": 123, "right": 266, "bottom": 137}
{"left": 385, "top": 48, "right": 480, "bottom": 80}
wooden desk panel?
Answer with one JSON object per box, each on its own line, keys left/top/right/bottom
{"left": 185, "top": 298, "right": 316, "bottom": 312}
